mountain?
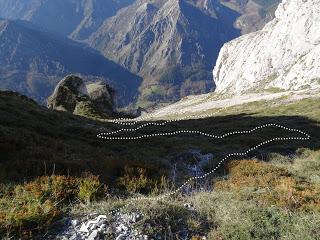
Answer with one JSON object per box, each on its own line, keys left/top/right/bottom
{"left": 0, "top": 0, "right": 134, "bottom": 40}
{"left": 213, "top": 0, "right": 320, "bottom": 95}
{"left": 88, "top": 0, "right": 241, "bottom": 108}
{"left": 0, "top": 19, "right": 141, "bottom": 105}
{"left": 0, "top": 0, "right": 282, "bottom": 108}
{"left": 1, "top": 89, "right": 320, "bottom": 239}
{"left": 220, "top": 0, "right": 281, "bottom": 34}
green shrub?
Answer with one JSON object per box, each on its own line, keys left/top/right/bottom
{"left": 78, "top": 174, "right": 104, "bottom": 203}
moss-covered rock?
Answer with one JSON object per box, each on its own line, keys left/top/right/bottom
{"left": 47, "top": 75, "right": 115, "bottom": 118}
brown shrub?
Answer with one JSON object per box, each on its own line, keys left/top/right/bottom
{"left": 0, "top": 174, "right": 105, "bottom": 238}
{"left": 215, "top": 160, "right": 320, "bottom": 212}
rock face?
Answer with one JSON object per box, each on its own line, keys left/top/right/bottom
{"left": 47, "top": 75, "right": 115, "bottom": 118}
{"left": 213, "top": 0, "right": 320, "bottom": 95}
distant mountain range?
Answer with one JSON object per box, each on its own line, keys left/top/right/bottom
{"left": 0, "top": 19, "right": 141, "bottom": 105}
{"left": 0, "top": 0, "right": 135, "bottom": 40}
{"left": 0, "top": 0, "right": 281, "bottom": 108}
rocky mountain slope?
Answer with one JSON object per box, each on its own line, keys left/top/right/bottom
{"left": 0, "top": 0, "right": 282, "bottom": 108}
{"left": 213, "top": 0, "right": 320, "bottom": 95}
{"left": 88, "top": 0, "right": 241, "bottom": 108}
{"left": 0, "top": 0, "right": 134, "bottom": 40}
{"left": 220, "top": 0, "right": 281, "bottom": 34}
{"left": 0, "top": 19, "right": 141, "bottom": 105}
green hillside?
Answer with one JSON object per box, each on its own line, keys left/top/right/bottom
{"left": 0, "top": 90, "right": 319, "bottom": 238}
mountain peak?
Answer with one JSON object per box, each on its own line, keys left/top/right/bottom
{"left": 89, "top": 0, "right": 240, "bottom": 108}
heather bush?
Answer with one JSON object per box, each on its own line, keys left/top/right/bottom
{"left": 0, "top": 174, "right": 104, "bottom": 238}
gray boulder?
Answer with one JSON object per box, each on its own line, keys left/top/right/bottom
{"left": 47, "top": 75, "right": 115, "bottom": 118}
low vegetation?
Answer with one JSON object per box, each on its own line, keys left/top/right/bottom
{"left": 73, "top": 149, "right": 320, "bottom": 239}
{"left": 0, "top": 90, "right": 319, "bottom": 238}
{"left": 0, "top": 175, "right": 105, "bottom": 238}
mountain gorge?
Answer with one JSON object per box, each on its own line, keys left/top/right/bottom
{"left": 0, "top": 19, "right": 141, "bottom": 105}
{"left": 220, "top": 0, "right": 281, "bottom": 34}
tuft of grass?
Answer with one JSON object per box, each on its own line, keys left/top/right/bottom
{"left": 78, "top": 173, "right": 105, "bottom": 204}
{"left": 116, "top": 166, "right": 170, "bottom": 195}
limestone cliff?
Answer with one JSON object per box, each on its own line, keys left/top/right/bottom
{"left": 213, "top": 0, "right": 320, "bottom": 95}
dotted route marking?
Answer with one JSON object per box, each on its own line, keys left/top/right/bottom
{"left": 80, "top": 122, "right": 311, "bottom": 232}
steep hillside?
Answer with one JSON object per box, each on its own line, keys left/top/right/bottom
{"left": 213, "top": 0, "right": 320, "bottom": 95}
{"left": 0, "top": 19, "right": 141, "bottom": 105}
{"left": 0, "top": 0, "right": 134, "bottom": 40}
{"left": 0, "top": 90, "right": 319, "bottom": 238}
{"left": 89, "top": 0, "right": 240, "bottom": 108}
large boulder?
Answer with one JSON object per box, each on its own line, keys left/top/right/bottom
{"left": 47, "top": 75, "right": 115, "bottom": 118}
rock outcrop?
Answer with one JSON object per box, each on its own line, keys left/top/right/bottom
{"left": 47, "top": 75, "right": 115, "bottom": 118}
{"left": 213, "top": 0, "right": 320, "bottom": 95}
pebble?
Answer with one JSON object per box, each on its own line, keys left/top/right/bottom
{"left": 116, "top": 233, "right": 128, "bottom": 240}
{"left": 71, "top": 219, "right": 80, "bottom": 227}
{"left": 88, "top": 230, "right": 99, "bottom": 240}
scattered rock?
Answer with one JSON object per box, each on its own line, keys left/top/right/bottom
{"left": 183, "top": 203, "right": 195, "bottom": 211}
{"left": 71, "top": 219, "right": 80, "bottom": 227}
{"left": 88, "top": 230, "right": 99, "bottom": 240}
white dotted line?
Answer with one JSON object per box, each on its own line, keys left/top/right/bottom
{"left": 95, "top": 124, "right": 310, "bottom": 215}
{"left": 81, "top": 107, "right": 311, "bottom": 232}
{"left": 97, "top": 123, "right": 309, "bottom": 140}
{"left": 100, "top": 107, "right": 226, "bottom": 135}
{"left": 80, "top": 126, "right": 310, "bottom": 232}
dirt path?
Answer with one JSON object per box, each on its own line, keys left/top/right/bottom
{"left": 140, "top": 89, "right": 320, "bottom": 120}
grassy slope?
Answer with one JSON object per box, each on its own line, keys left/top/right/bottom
{"left": 0, "top": 90, "right": 319, "bottom": 238}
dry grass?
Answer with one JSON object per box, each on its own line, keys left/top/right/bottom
{"left": 0, "top": 175, "right": 105, "bottom": 238}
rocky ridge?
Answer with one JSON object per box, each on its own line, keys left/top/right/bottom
{"left": 213, "top": 0, "right": 320, "bottom": 95}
